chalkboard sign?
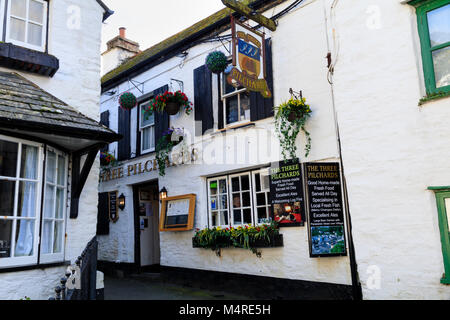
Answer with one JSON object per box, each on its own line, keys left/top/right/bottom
{"left": 305, "top": 162, "right": 347, "bottom": 258}
{"left": 159, "top": 194, "right": 196, "bottom": 232}
{"left": 269, "top": 159, "right": 306, "bottom": 227}
{"left": 109, "top": 191, "right": 119, "bottom": 223}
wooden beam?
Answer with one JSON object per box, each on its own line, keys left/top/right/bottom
{"left": 221, "top": 0, "right": 277, "bottom": 31}
{"left": 70, "top": 147, "right": 100, "bottom": 219}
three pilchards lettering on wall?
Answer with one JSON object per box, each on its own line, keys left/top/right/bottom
{"left": 269, "top": 160, "right": 306, "bottom": 227}
{"left": 230, "top": 17, "right": 271, "bottom": 98}
{"left": 305, "top": 163, "right": 347, "bottom": 258}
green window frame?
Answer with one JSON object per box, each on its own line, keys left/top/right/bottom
{"left": 428, "top": 187, "right": 450, "bottom": 284}
{"left": 411, "top": 0, "right": 450, "bottom": 95}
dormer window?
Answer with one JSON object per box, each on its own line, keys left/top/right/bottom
{"left": 4, "top": 0, "right": 48, "bottom": 52}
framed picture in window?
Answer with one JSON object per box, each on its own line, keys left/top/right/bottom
{"left": 159, "top": 194, "right": 196, "bottom": 232}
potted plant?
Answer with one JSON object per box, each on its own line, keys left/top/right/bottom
{"left": 274, "top": 97, "right": 312, "bottom": 161}
{"left": 100, "top": 151, "right": 117, "bottom": 167}
{"left": 119, "top": 92, "right": 137, "bottom": 110}
{"left": 205, "top": 51, "right": 228, "bottom": 74}
{"left": 144, "top": 91, "right": 193, "bottom": 116}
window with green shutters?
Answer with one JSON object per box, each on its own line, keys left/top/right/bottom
{"left": 428, "top": 187, "right": 450, "bottom": 284}
{"left": 412, "top": 0, "right": 450, "bottom": 95}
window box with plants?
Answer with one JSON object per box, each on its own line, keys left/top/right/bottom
{"left": 192, "top": 222, "right": 283, "bottom": 258}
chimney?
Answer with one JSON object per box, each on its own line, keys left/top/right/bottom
{"left": 101, "top": 27, "right": 141, "bottom": 75}
{"left": 119, "top": 27, "right": 126, "bottom": 38}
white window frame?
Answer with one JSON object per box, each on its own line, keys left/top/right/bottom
{"left": 207, "top": 168, "right": 272, "bottom": 228}
{"left": 220, "top": 65, "right": 252, "bottom": 128}
{"left": 5, "top": 0, "right": 48, "bottom": 52}
{"left": 0, "top": 135, "right": 44, "bottom": 269}
{"left": 39, "top": 147, "right": 68, "bottom": 264}
{"left": 139, "top": 100, "right": 156, "bottom": 154}
{"left": 207, "top": 176, "right": 230, "bottom": 228}
{"left": 228, "top": 172, "right": 254, "bottom": 226}
{"left": 251, "top": 168, "right": 272, "bottom": 224}
{"left": 0, "top": 0, "right": 5, "bottom": 39}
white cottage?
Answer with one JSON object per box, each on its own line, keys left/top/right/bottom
{"left": 98, "top": 0, "right": 450, "bottom": 300}
{"left": 0, "top": 0, "right": 119, "bottom": 300}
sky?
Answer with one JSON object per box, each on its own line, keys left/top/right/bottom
{"left": 101, "top": 0, "right": 226, "bottom": 52}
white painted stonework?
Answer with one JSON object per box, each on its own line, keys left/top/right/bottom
{"left": 0, "top": 0, "right": 105, "bottom": 300}
{"left": 99, "top": 0, "right": 352, "bottom": 289}
{"left": 99, "top": 0, "right": 450, "bottom": 299}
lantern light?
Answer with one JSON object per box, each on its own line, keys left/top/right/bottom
{"left": 159, "top": 187, "right": 168, "bottom": 201}
{"left": 118, "top": 193, "right": 126, "bottom": 210}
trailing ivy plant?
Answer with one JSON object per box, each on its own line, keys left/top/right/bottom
{"left": 274, "top": 97, "right": 312, "bottom": 161}
{"left": 155, "top": 128, "right": 184, "bottom": 176}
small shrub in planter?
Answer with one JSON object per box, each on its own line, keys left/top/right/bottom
{"left": 119, "top": 92, "right": 137, "bottom": 110}
{"left": 205, "top": 51, "right": 228, "bottom": 74}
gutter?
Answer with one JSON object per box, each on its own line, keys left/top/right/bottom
{"left": 96, "top": 0, "right": 114, "bottom": 22}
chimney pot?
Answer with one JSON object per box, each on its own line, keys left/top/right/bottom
{"left": 119, "top": 27, "right": 126, "bottom": 38}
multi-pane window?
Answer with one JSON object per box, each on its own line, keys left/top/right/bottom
{"left": 41, "top": 148, "right": 67, "bottom": 263}
{"left": 0, "top": 135, "right": 68, "bottom": 269}
{"left": 207, "top": 168, "right": 272, "bottom": 228}
{"left": 415, "top": 0, "right": 450, "bottom": 94}
{"left": 221, "top": 63, "right": 251, "bottom": 127}
{"left": 429, "top": 189, "right": 450, "bottom": 284}
{"left": 0, "top": 136, "right": 42, "bottom": 268}
{"left": 140, "top": 101, "right": 155, "bottom": 154}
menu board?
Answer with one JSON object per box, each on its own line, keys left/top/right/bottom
{"left": 160, "top": 194, "right": 196, "bottom": 232}
{"left": 269, "top": 159, "right": 306, "bottom": 227}
{"left": 109, "top": 191, "right": 119, "bottom": 223}
{"left": 305, "top": 162, "right": 347, "bottom": 257}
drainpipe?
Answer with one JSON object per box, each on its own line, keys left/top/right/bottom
{"left": 322, "top": 0, "right": 362, "bottom": 300}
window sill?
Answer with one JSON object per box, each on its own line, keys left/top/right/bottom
{"left": 0, "top": 260, "right": 71, "bottom": 274}
{"left": 215, "top": 122, "right": 256, "bottom": 134}
{"left": 0, "top": 42, "right": 59, "bottom": 77}
{"left": 418, "top": 91, "right": 450, "bottom": 106}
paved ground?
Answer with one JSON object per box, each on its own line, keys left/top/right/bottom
{"left": 104, "top": 274, "right": 254, "bottom": 300}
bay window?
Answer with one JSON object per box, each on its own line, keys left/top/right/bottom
{"left": 0, "top": 135, "right": 68, "bottom": 269}
{"left": 207, "top": 168, "right": 272, "bottom": 228}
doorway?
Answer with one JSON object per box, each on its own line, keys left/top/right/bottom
{"left": 133, "top": 182, "right": 160, "bottom": 270}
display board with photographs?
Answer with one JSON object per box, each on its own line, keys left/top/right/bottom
{"left": 305, "top": 162, "right": 347, "bottom": 257}
{"left": 269, "top": 160, "right": 306, "bottom": 227}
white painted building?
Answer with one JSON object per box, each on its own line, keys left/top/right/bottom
{"left": 98, "top": 0, "right": 450, "bottom": 299}
{"left": 0, "top": 0, "right": 118, "bottom": 300}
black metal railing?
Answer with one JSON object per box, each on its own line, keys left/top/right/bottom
{"left": 50, "top": 237, "right": 98, "bottom": 300}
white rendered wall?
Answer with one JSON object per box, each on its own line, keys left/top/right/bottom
{"left": 330, "top": 0, "right": 450, "bottom": 299}
{"left": 99, "top": 0, "right": 352, "bottom": 287}
{"left": 0, "top": 0, "right": 104, "bottom": 300}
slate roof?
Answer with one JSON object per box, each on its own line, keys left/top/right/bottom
{"left": 101, "top": 0, "right": 285, "bottom": 91}
{"left": 0, "top": 71, "right": 119, "bottom": 145}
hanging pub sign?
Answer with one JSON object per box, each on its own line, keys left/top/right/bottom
{"left": 269, "top": 159, "right": 306, "bottom": 227}
{"left": 305, "top": 163, "right": 347, "bottom": 258}
{"left": 230, "top": 16, "right": 272, "bottom": 98}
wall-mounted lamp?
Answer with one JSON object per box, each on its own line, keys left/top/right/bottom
{"left": 159, "top": 187, "right": 168, "bottom": 201}
{"left": 118, "top": 193, "right": 126, "bottom": 210}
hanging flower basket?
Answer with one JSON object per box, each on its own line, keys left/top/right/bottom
{"left": 143, "top": 91, "right": 193, "bottom": 118}
{"left": 274, "top": 97, "right": 312, "bottom": 160}
{"left": 119, "top": 92, "right": 137, "bottom": 110}
{"left": 100, "top": 151, "right": 117, "bottom": 167}
{"left": 205, "top": 51, "right": 228, "bottom": 74}
{"left": 165, "top": 101, "right": 180, "bottom": 115}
